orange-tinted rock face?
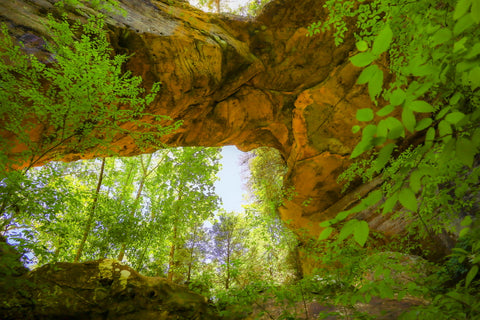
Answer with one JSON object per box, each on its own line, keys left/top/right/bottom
{"left": 0, "top": 0, "right": 400, "bottom": 243}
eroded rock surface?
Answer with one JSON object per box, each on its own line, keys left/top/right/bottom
{"left": 0, "top": 0, "right": 437, "bottom": 259}
{"left": 0, "top": 256, "right": 218, "bottom": 319}
{"left": 0, "top": 0, "right": 369, "bottom": 237}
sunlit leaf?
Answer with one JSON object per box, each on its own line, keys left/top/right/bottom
{"left": 454, "top": 0, "right": 472, "bottom": 20}
{"left": 386, "top": 117, "right": 405, "bottom": 139}
{"left": 338, "top": 220, "right": 357, "bottom": 242}
{"left": 356, "top": 108, "right": 374, "bottom": 122}
{"left": 372, "top": 24, "right": 393, "bottom": 55}
{"left": 415, "top": 118, "right": 433, "bottom": 131}
{"left": 409, "top": 100, "right": 435, "bottom": 113}
{"left": 351, "top": 52, "right": 376, "bottom": 67}
{"left": 465, "top": 265, "right": 479, "bottom": 288}
{"left": 402, "top": 106, "right": 416, "bottom": 133}
{"left": 373, "top": 143, "right": 395, "bottom": 172}
{"left": 456, "top": 137, "right": 476, "bottom": 167}
{"left": 368, "top": 67, "right": 384, "bottom": 100}
{"left": 318, "top": 227, "right": 334, "bottom": 241}
{"left": 468, "top": 66, "right": 480, "bottom": 89}
{"left": 471, "top": 0, "right": 480, "bottom": 23}
{"left": 357, "top": 64, "right": 379, "bottom": 85}
{"left": 353, "top": 220, "right": 369, "bottom": 247}
{"left": 459, "top": 227, "right": 471, "bottom": 238}
{"left": 438, "top": 120, "right": 452, "bottom": 142}
{"left": 399, "top": 187, "right": 418, "bottom": 212}
{"left": 382, "top": 191, "right": 398, "bottom": 214}
{"left": 356, "top": 40, "right": 368, "bottom": 52}
{"left": 377, "top": 104, "right": 395, "bottom": 117}
{"left": 445, "top": 111, "right": 466, "bottom": 124}
{"left": 430, "top": 28, "right": 452, "bottom": 47}
{"left": 461, "top": 215, "right": 473, "bottom": 226}
{"left": 390, "top": 89, "right": 406, "bottom": 106}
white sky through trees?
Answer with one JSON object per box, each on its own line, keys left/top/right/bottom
{"left": 189, "top": 0, "right": 248, "bottom": 12}
{"left": 215, "top": 146, "right": 246, "bottom": 213}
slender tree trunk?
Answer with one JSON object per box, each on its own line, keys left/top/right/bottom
{"left": 186, "top": 225, "right": 198, "bottom": 283}
{"left": 74, "top": 158, "right": 106, "bottom": 263}
{"left": 167, "top": 224, "right": 177, "bottom": 282}
{"left": 225, "top": 234, "right": 231, "bottom": 289}
{"left": 214, "top": 0, "right": 220, "bottom": 13}
{"left": 117, "top": 175, "right": 146, "bottom": 261}
{"left": 167, "top": 186, "right": 184, "bottom": 282}
{"left": 117, "top": 154, "right": 153, "bottom": 261}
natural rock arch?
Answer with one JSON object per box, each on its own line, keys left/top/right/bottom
{"left": 1, "top": 0, "right": 404, "bottom": 247}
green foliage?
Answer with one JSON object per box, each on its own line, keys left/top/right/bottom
{"left": 0, "top": 11, "right": 178, "bottom": 173}
{"left": 309, "top": 0, "right": 480, "bottom": 318}
{"left": 1, "top": 147, "right": 222, "bottom": 270}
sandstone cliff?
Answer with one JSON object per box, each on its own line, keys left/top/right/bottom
{"left": 0, "top": 0, "right": 383, "bottom": 240}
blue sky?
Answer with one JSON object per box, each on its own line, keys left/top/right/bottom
{"left": 214, "top": 146, "right": 246, "bottom": 212}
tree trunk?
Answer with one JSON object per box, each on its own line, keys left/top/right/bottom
{"left": 117, "top": 174, "right": 146, "bottom": 261}
{"left": 225, "top": 234, "right": 231, "bottom": 290}
{"left": 74, "top": 158, "right": 106, "bottom": 263}
{"left": 117, "top": 154, "right": 153, "bottom": 261}
{"left": 186, "top": 224, "right": 199, "bottom": 283}
{"left": 167, "top": 224, "right": 177, "bottom": 282}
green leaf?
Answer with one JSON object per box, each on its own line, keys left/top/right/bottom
{"left": 409, "top": 169, "right": 426, "bottom": 193}
{"left": 353, "top": 220, "right": 369, "bottom": 247}
{"left": 373, "top": 143, "right": 395, "bottom": 172}
{"left": 454, "top": 0, "right": 472, "bottom": 20}
{"left": 352, "top": 125, "right": 361, "bottom": 134}
{"left": 357, "top": 64, "right": 379, "bottom": 85}
{"left": 468, "top": 66, "right": 480, "bottom": 89}
{"left": 386, "top": 117, "right": 405, "bottom": 139}
{"left": 368, "top": 66, "right": 384, "bottom": 100}
{"left": 456, "top": 137, "right": 476, "bottom": 167}
{"left": 320, "top": 220, "right": 333, "bottom": 228}
{"left": 377, "top": 119, "right": 388, "bottom": 137}
{"left": 409, "top": 100, "right": 435, "bottom": 113}
{"left": 356, "top": 40, "right": 368, "bottom": 52}
{"left": 454, "top": 14, "right": 474, "bottom": 35}
{"left": 402, "top": 106, "right": 416, "bottom": 133}
{"left": 438, "top": 120, "right": 452, "bottom": 142}
{"left": 472, "top": 0, "right": 480, "bottom": 23}
{"left": 461, "top": 215, "right": 473, "bottom": 226}
{"left": 372, "top": 24, "right": 393, "bottom": 55}
{"left": 436, "top": 106, "right": 452, "bottom": 120}
{"left": 465, "top": 43, "right": 480, "bottom": 59}
{"left": 357, "top": 108, "right": 374, "bottom": 122}
{"left": 456, "top": 37, "right": 469, "bottom": 53}
{"left": 338, "top": 220, "right": 357, "bottom": 242}
{"left": 390, "top": 89, "right": 406, "bottom": 106}
{"left": 350, "top": 139, "right": 370, "bottom": 158}
{"left": 382, "top": 191, "right": 398, "bottom": 214}
{"left": 465, "top": 265, "right": 479, "bottom": 288}
{"left": 350, "top": 52, "right": 376, "bottom": 67}
{"left": 430, "top": 28, "right": 453, "bottom": 47}
{"left": 363, "top": 189, "right": 383, "bottom": 207}
{"left": 459, "top": 227, "right": 471, "bottom": 238}
{"left": 415, "top": 118, "right": 433, "bottom": 131}
{"left": 336, "top": 210, "right": 351, "bottom": 222}
{"left": 426, "top": 127, "right": 435, "bottom": 142}
{"left": 318, "top": 227, "right": 334, "bottom": 241}
{"left": 377, "top": 104, "right": 395, "bottom": 117}
{"left": 399, "top": 187, "right": 418, "bottom": 212}
{"left": 445, "top": 111, "right": 466, "bottom": 124}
